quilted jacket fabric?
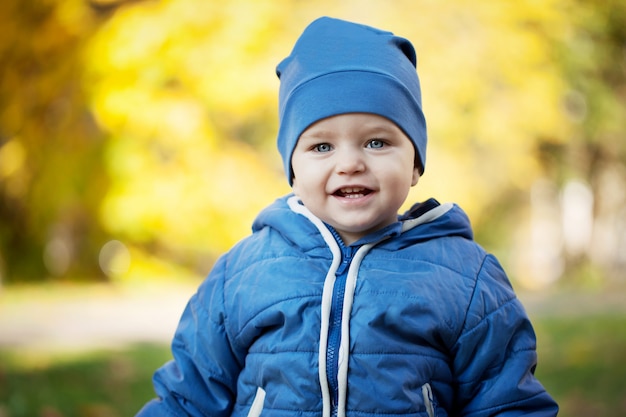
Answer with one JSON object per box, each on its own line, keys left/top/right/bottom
{"left": 136, "top": 195, "right": 558, "bottom": 417}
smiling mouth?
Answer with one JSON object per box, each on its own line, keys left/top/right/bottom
{"left": 334, "top": 187, "right": 373, "bottom": 199}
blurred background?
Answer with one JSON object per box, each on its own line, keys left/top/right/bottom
{"left": 0, "top": 0, "right": 625, "bottom": 416}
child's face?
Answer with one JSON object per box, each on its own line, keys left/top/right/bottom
{"left": 291, "top": 113, "right": 419, "bottom": 245}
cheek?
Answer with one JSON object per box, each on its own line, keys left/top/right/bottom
{"left": 291, "top": 171, "right": 314, "bottom": 197}
{"left": 291, "top": 176, "right": 301, "bottom": 196}
{"left": 411, "top": 168, "right": 420, "bottom": 186}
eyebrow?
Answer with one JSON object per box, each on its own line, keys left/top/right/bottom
{"left": 299, "top": 128, "right": 334, "bottom": 139}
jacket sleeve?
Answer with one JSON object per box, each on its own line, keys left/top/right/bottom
{"left": 451, "top": 254, "right": 558, "bottom": 416}
{"left": 136, "top": 256, "right": 242, "bottom": 417}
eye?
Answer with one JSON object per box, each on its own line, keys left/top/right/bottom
{"left": 314, "top": 143, "right": 332, "bottom": 153}
{"left": 367, "top": 139, "right": 385, "bottom": 149}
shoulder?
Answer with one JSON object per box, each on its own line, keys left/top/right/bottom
{"left": 370, "top": 233, "right": 513, "bottom": 325}
{"left": 225, "top": 216, "right": 329, "bottom": 275}
{"left": 372, "top": 231, "right": 488, "bottom": 282}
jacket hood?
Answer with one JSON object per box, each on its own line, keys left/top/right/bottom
{"left": 252, "top": 195, "right": 474, "bottom": 249}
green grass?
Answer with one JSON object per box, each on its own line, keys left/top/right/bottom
{"left": 1, "top": 316, "right": 625, "bottom": 417}
{"left": 0, "top": 344, "right": 172, "bottom": 417}
{"left": 533, "top": 314, "right": 626, "bottom": 416}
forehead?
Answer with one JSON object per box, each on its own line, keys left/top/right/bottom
{"left": 299, "top": 113, "right": 403, "bottom": 139}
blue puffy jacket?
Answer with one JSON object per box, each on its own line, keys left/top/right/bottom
{"left": 137, "top": 195, "right": 558, "bottom": 417}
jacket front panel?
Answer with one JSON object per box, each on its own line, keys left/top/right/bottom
{"left": 225, "top": 242, "right": 328, "bottom": 414}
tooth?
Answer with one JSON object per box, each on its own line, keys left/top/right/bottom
{"left": 341, "top": 187, "right": 363, "bottom": 194}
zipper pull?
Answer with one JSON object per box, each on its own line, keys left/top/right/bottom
{"left": 422, "top": 383, "right": 435, "bottom": 417}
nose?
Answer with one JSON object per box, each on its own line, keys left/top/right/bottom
{"left": 334, "top": 147, "right": 365, "bottom": 175}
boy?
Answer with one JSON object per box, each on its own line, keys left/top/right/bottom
{"left": 136, "top": 17, "right": 558, "bottom": 417}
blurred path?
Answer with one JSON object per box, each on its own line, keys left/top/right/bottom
{"left": 0, "top": 280, "right": 625, "bottom": 353}
{"left": 519, "top": 285, "right": 626, "bottom": 318}
{"left": 0, "top": 281, "right": 197, "bottom": 352}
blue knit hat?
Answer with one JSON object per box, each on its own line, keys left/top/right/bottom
{"left": 276, "top": 17, "right": 427, "bottom": 185}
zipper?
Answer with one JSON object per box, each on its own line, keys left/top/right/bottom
{"left": 287, "top": 195, "right": 447, "bottom": 417}
{"left": 327, "top": 245, "right": 354, "bottom": 415}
